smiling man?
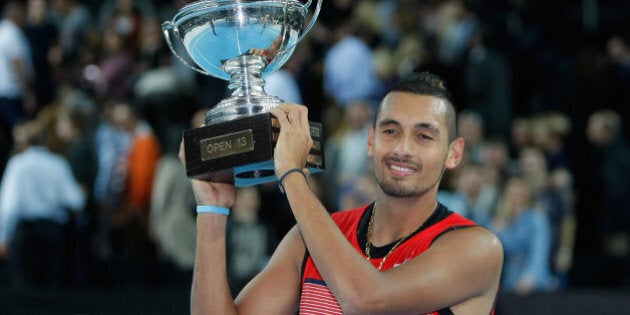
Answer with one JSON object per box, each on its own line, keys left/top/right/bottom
{"left": 185, "top": 71, "right": 503, "bottom": 315}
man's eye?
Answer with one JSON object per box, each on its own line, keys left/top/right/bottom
{"left": 420, "top": 134, "right": 433, "bottom": 140}
{"left": 383, "top": 129, "right": 397, "bottom": 134}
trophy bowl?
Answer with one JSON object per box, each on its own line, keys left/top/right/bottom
{"left": 163, "top": 0, "right": 324, "bottom": 187}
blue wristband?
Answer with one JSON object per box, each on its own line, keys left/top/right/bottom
{"left": 196, "top": 205, "right": 230, "bottom": 215}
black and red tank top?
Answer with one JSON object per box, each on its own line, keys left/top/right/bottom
{"left": 298, "top": 203, "right": 477, "bottom": 315}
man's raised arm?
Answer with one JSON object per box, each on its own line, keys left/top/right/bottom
{"left": 182, "top": 149, "right": 303, "bottom": 315}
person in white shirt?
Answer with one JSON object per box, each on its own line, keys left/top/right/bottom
{"left": 0, "top": 118, "right": 85, "bottom": 288}
{"left": 0, "top": 1, "right": 34, "bottom": 174}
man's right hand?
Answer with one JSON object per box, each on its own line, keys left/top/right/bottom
{"left": 179, "top": 140, "right": 236, "bottom": 208}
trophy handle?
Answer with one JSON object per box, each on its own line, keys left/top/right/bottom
{"left": 284, "top": 0, "right": 322, "bottom": 52}
{"left": 162, "top": 21, "right": 212, "bottom": 76}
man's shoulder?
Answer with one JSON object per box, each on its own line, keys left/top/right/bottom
{"left": 432, "top": 222, "right": 503, "bottom": 257}
{"left": 330, "top": 204, "right": 371, "bottom": 230}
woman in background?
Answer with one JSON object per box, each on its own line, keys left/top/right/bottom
{"left": 490, "top": 176, "right": 554, "bottom": 295}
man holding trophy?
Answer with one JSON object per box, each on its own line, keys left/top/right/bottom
{"left": 164, "top": 1, "right": 503, "bottom": 314}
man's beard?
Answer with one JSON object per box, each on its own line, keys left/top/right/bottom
{"left": 375, "top": 160, "right": 444, "bottom": 198}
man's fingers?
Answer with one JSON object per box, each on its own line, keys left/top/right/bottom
{"left": 270, "top": 104, "right": 310, "bottom": 126}
{"left": 298, "top": 105, "right": 309, "bottom": 130}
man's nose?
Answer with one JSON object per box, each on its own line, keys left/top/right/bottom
{"left": 393, "top": 134, "right": 414, "bottom": 157}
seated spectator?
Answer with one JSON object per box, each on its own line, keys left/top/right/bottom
{"left": 490, "top": 176, "right": 554, "bottom": 295}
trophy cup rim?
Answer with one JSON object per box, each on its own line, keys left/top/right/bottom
{"left": 174, "top": 0, "right": 307, "bottom": 23}
{"left": 164, "top": 0, "right": 309, "bottom": 79}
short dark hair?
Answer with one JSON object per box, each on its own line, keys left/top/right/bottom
{"left": 374, "top": 71, "right": 458, "bottom": 142}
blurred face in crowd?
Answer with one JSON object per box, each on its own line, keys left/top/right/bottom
{"left": 55, "top": 112, "right": 78, "bottom": 143}
{"left": 510, "top": 118, "right": 531, "bottom": 150}
{"left": 27, "top": 0, "right": 46, "bottom": 24}
{"left": 504, "top": 178, "right": 532, "bottom": 216}
{"left": 344, "top": 100, "right": 373, "bottom": 131}
{"left": 367, "top": 92, "right": 464, "bottom": 198}
{"left": 110, "top": 102, "right": 137, "bottom": 132}
{"left": 519, "top": 147, "right": 547, "bottom": 175}
{"left": 5, "top": 1, "right": 27, "bottom": 27}
{"left": 586, "top": 111, "right": 619, "bottom": 147}
{"left": 52, "top": 0, "right": 71, "bottom": 14}
{"left": 457, "top": 112, "right": 483, "bottom": 144}
{"left": 530, "top": 123, "right": 551, "bottom": 150}
{"left": 606, "top": 36, "right": 628, "bottom": 63}
{"left": 481, "top": 140, "right": 508, "bottom": 168}
{"left": 455, "top": 164, "right": 483, "bottom": 197}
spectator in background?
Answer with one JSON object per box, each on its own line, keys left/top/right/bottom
{"left": 56, "top": 90, "right": 99, "bottom": 201}
{"left": 490, "top": 176, "right": 554, "bottom": 295}
{"left": 50, "top": 0, "right": 91, "bottom": 63}
{"left": 264, "top": 68, "right": 303, "bottom": 105}
{"left": 586, "top": 109, "right": 630, "bottom": 264}
{"left": 91, "top": 100, "right": 131, "bottom": 265}
{"left": 94, "top": 27, "right": 136, "bottom": 100}
{"left": 226, "top": 186, "right": 277, "bottom": 295}
{"left": 109, "top": 100, "right": 161, "bottom": 284}
{"left": 0, "top": 1, "right": 35, "bottom": 174}
{"left": 531, "top": 111, "right": 574, "bottom": 173}
{"left": 509, "top": 117, "right": 533, "bottom": 159}
{"left": 134, "top": 15, "right": 168, "bottom": 73}
{"left": 529, "top": 112, "right": 577, "bottom": 285}
{"left": 438, "top": 163, "right": 483, "bottom": 221}
{"left": 110, "top": 100, "right": 161, "bottom": 233}
{"left": 25, "top": 0, "right": 58, "bottom": 109}
{"left": 132, "top": 15, "right": 197, "bottom": 155}
{"left": 55, "top": 89, "right": 99, "bottom": 287}
{"left": 98, "top": 0, "right": 147, "bottom": 55}
{"left": 476, "top": 138, "right": 518, "bottom": 223}
{"left": 605, "top": 35, "right": 630, "bottom": 138}
{"left": 438, "top": 137, "right": 514, "bottom": 228}
{"left": 148, "top": 109, "right": 201, "bottom": 286}
{"left": 149, "top": 146, "right": 196, "bottom": 284}
{"left": 464, "top": 23, "right": 512, "bottom": 138}
{"left": 336, "top": 171, "right": 377, "bottom": 212}
{"left": 519, "top": 146, "right": 576, "bottom": 290}
{"left": 324, "top": 100, "right": 373, "bottom": 209}
{"left": 0, "top": 116, "right": 85, "bottom": 288}
{"left": 323, "top": 17, "right": 383, "bottom": 108}
{"left": 434, "top": 0, "right": 477, "bottom": 68}
{"left": 457, "top": 109, "right": 485, "bottom": 165}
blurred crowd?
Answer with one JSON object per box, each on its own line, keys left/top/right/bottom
{"left": 0, "top": 0, "right": 629, "bottom": 298}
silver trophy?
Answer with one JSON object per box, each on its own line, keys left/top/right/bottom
{"left": 163, "top": 0, "right": 323, "bottom": 187}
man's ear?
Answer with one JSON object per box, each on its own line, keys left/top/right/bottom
{"left": 367, "top": 126, "right": 375, "bottom": 157}
{"left": 445, "top": 137, "right": 465, "bottom": 170}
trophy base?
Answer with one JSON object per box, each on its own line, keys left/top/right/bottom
{"left": 183, "top": 112, "right": 325, "bottom": 187}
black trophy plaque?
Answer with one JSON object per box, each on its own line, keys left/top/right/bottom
{"left": 183, "top": 112, "right": 324, "bottom": 186}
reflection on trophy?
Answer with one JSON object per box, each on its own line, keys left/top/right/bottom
{"left": 163, "top": 0, "right": 323, "bottom": 186}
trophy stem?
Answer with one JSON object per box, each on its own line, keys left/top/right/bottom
{"left": 205, "top": 55, "right": 283, "bottom": 125}
{"left": 226, "top": 55, "right": 267, "bottom": 97}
